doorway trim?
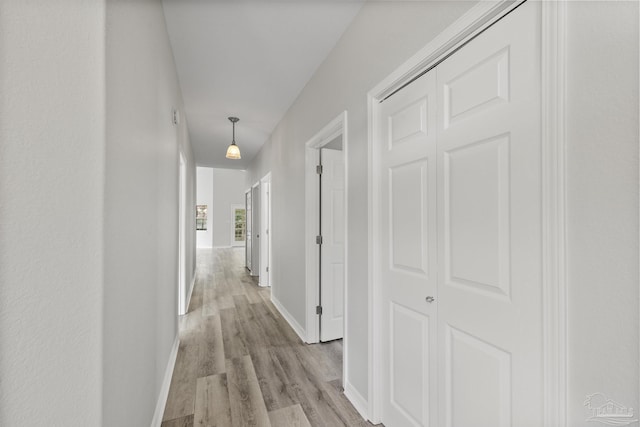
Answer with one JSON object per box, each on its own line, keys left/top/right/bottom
{"left": 178, "top": 150, "right": 188, "bottom": 316}
{"left": 366, "top": 0, "right": 567, "bottom": 424}
{"left": 250, "top": 181, "right": 261, "bottom": 277}
{"left": 305, "top": 111, "right": 348, "bottom": 345}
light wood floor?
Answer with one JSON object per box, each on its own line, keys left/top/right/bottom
{"left": 161, "top": 248, "right": 375, "bottom": 427}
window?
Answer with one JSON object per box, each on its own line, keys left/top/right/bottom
{"left": 234, "top": 208, "right": 246, "bottom": 242}
{"left": 196, "top": 205, "right": 207, "bottom": 231}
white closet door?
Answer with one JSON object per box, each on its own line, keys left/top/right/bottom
{"left": 379, "top": 71, "right": 438, "bottom": 427}
{"left": 436, "top": 2, "right": 542, "bottom": 426}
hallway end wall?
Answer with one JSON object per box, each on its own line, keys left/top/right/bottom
{"left": 212, "top": 168, "right": 247, "bottom": 248}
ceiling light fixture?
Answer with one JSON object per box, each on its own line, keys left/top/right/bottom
{"left": 226, "top": 116, "right": 241, "bottom": 160}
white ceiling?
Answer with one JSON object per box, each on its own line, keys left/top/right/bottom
{"left": 162, "top": 0, "right": 364, "bottom": 170}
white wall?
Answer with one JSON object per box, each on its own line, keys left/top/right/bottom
{"left": 104, "top": 0, "right": 196, "bottom": 426}
{"left": 211, "top": 168, "right": 247, "bottom": 248}
{"left": 246, "top": 0, "right": 477, "bottom": 404}
{"left": 197, "top": 167, "right": 214, "bottom": 248}
{"left": 566, "top": 1, "right": 639, "bottom": 424}
{"left": 0, "top": 1, "right": 105, "bottom": 425}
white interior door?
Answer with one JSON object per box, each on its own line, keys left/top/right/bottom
{"left": 378, "top": 3, "right": 542, "bottom": 426}
{"left": 379, "top": 70, "right": 438, "bottom": 427}
{"left": 436, "top": 3, "right": 541, "bottom": 425}
{"left": 245, "top": 190, "right": 252, "bottom": 270}
{"left": 320, "top": 147, "right": 345, "bottom": 342}
{"left": 260, "top": 178, "right": 270, "bottom": 287}
{"left": 250, "top": 184, "right": 260, "bottom": 277}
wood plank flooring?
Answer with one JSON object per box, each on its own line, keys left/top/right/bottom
{"left": 162, "top": 248, "right": 375, "bottom": 427}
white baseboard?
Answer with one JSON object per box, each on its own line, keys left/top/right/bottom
{"left": 150, "top": 336, "right": 179, "bottom": 427}
{"left": 344, "top": 381, "right": 370, "bottom": 422}
{"left": 271, "top": 296, "right": 307, "bottom": 343}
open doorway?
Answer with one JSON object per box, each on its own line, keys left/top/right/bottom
{"left": 305, "top": 111, "right": 348, "bottom": 345}
{"left": 230, "top": 204, "right": 246, "bottom": 247}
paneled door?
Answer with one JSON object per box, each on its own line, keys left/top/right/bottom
{"left": 436, "top": 3, "right": 541, "bottom": 425}
{"left": 320, "top": 147, "right": 345, "bottom": 342}
{"left": 378, "top": 2, "right": 542, "bottom": 426}
{"left": 379, "top": 70, "right": 438, "bottom": 427}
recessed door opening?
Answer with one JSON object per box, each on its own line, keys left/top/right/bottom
{"left": 304, "top": 111, "right": 349, "bottom": 396}
{"left": 231, "top": 204, "right": 246, "bottom": 247}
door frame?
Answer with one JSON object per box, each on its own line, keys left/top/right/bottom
{"left": 245, "top": 188, "right": 252, "bottom": 270}
{"left": 367, "top": 0, "right": 567, "bottom": 424}
{"left": 250, "top": 181, "right": 260, "bottom": 277}
{"left": 259, "top": 173, "right": 271, "bottom": 287}
{"left": 178, "top": 150, "right": 188, "bottom": 316}
{"left": 304, "top": 111, "right": 349, "bottom": 344}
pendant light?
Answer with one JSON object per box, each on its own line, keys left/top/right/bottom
{"left": 225, "top": 116, "right": 241, "bottom": 160}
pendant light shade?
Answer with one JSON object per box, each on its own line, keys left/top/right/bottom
{"left": 226, "top": 117, "right": 241, "bottom": 160}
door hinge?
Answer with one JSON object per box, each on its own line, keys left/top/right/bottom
{"left": 316, "top": 165, "right": 323, "bottom": 175}
{"left": 316, "top": 305, "right": 323, "bottom": 315}
{"left": 266, "top": 266, "right": 269, "bottom": 272}
{"left": 316, "top": 235, "right": 323, "bottom": 245}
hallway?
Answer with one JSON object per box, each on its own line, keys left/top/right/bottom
{"left": 162, "top": 248, "right": 373, "bottom": 427}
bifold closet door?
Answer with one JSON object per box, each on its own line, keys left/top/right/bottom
{"left": 377, "top": 2, "right": 542, "bottom": 426}
{"left": 379, "top": 71, "right": 438, "bottom": 427}
{"left": 436, "top": 2, "right": 542, "bottom": 426}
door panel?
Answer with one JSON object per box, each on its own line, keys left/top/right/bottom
{"left": 444, "top": 325, "right": 511, "bottom": 427}
{"left": 391, "top": 303, "right": 431, "bottom": 426}
{"left": 380, "top": 71, "right": 438, "bottom": 427}
{"left": 390, "top": 160, "right": 430, "bottom": 275}
{"left": 444, "top": 134, "right": 510, "bottom": 298}
{"left": 443, "top": 47, "right": 510, "bottom": 128}
{"left": 320, "top": 147, "right": 345, "bottom": 341}
{"left": 437, "top": 3, "right": 541, "bottom": 426}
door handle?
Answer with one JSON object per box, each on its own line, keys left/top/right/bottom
{"left": 425, "top": 296, "right": 435, "bottom": 303}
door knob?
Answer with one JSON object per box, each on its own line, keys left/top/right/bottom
{"left": 425, "top": 296, "right": 435, "bottom": 303}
